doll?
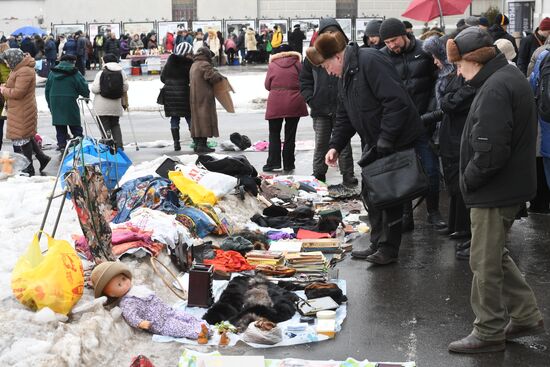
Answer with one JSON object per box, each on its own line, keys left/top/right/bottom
{"left": 91, "top": 261, "right": 202, "bottom": 339}
{"left": 0, "top": 151, "right": 14, "bottom": 175}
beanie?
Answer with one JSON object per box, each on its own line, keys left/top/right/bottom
{"left": 494, "top": 38, "right": 516, "bottom": 61}
{"left": 102, "top": 53, "right": 117, "bottom": 63}
{"left": 479, "top": 17, "right": 490, "bottom": 27}
{"left": 447, "top": 27, "right": 496, "bottom": 64}
{"left": 465, "top": 16, "right": 480, "bottom": 27}
{"left": 540, "top": 17, "right": 550, "bottom": 32}
{"left": 402, "top": 20, "right": 413, "bottom": 29}
{"left": 365, "top": 20, "right": 383, "bottom": 37}
{"left": 306, "top": 31, "right": 347, "bottom": 66}
{"left": 379, "top": 18, "right": 407, "bottom": 41}
{"left": 495, "top": 14, "right": 510, "bottom": 26}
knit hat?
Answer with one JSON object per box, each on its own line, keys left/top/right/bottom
{"left": 91, "top": 261, "right": 132, "bottom": 298}
{"left": 293, "top": 24, "right": 301, "bottom": 29}
{"left": 540, "top": 17, "right": 550, "bottom": 32}
{"left": 102, "top": 53, "right": 117, "bottom": 63}
{"left": 60, "top": 54, "right": 77, "bottom": 62}
{"left": 365, "top": 20, "right": 383, "bottom": 37}
{"left": 495, "top": 14, "right": 510, "bottom": 26}
{"left": 479, "top": 17, "right": 490, "bottom": 27}
{"left": 465, "top": 16, "right": 480, "bottom": 27}
{"left": 174, "top": 41, "right": 192, "bottom": 56}
{"left": 447, "top": 27, "right": 496, "bottom": 64}
{"left": 423, "top": 35, "right": 447, "bottom": 62}
{"left": 379, "top": 18, "right": 407, "bottom": 41}
{"left": 402, "top": 20, "right": 413, "bottom": 29}
{"left": 306, "top": 31, "right": 347, "bottom": 66}
{"left": 1, "top": 48, "right": 24, "bottom": 69}
{"left": 494, "top": 38, "right": 516, "bottom": 61}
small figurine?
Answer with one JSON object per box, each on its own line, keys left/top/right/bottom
{"left": 0, "top": 151, "right": 14, "bottom": 175}
{"left": 91, "top": 261, "right": 202, "bottom": 339}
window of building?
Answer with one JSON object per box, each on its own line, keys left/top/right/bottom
{"left": 336, "top": 0, "right": 357, "bottom": 18}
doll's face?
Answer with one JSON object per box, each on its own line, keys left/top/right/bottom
{"left": 103, "top": 273, "right": 132, "bottom": 298}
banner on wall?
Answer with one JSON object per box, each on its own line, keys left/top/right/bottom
{"left": 191, "top": 20, "right": 222, "bottom": 33}
{"left": 258, "top": 19, "right": 289, "bottom": 42}
{"left": 355, "top": 17, "right": 384, "bottom": 44}
{"left": 335, "top": 18, "right": 353, "bottom": 41}
{"left": 290, "top": 19, "right": 320, "bottom": 42}
{"left": 88, "top": 23, "right": 121, "bottom": 39}
{"left": 123, "top": 22, "right": 155, "bottom": 37}
{"left": 225, "top": 20, "right": 255, "bottom": 38}
{"left": 52, "top": 24, "right": 86, "bottom": 37}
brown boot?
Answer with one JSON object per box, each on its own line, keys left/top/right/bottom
{"left": 448, "top": 333, "right": 505, "bottom": 354}
{"left": 366, "top": 249, "right": 397, "bottom": 265}
{"left": 505, "top": 319, "right": 545, "bottom": 340}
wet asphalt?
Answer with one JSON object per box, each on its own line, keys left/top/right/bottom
{"left": 33, "top": 90, "right": 550, "bottom": 366}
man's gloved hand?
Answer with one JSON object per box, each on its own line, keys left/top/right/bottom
{"left": 376, "top": 137, "right": 394, "bottom": 157}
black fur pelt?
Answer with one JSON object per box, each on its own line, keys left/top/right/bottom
{"left": 202, "top": 274, "right": 299, "bottom": 331}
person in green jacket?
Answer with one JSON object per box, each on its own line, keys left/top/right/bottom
{"left": 45, "top": 54, "right": 90, "bottom": 150}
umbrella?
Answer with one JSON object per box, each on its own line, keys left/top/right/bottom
{"left": 402, "top": 0, "right": 472, "bottom": 28}
{"left": 11, "top": 26, "right": 46, "bottom": 36}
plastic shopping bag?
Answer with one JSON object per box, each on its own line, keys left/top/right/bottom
{"left": 11, "top": 233, "right": 84, "bottom": 315}
{"left": 176, "top": 164, "right": 237, "bottom": 198}
{"left": 169, "top": 170, "right": 217, "bottom": 205}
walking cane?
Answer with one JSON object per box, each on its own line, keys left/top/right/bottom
{"left": 126, "top": 108, "right": 140, "bottom": 151}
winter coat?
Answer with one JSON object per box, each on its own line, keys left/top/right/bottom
{"left": 529, "top": 49, "right": 550, "bottom": 159}
{"left": 271, "top": 30, "right": 283, "bottom": 49}
{"left": 165, "top": 33, "right": 174, "bottom": 52}
{"left": 329, "top": 43, "right": 423, "bottom": 152}
{"left": 488, "top": 25, "right": 518, "bottom": 63}
{"left": 120, "top": 40, "right": 130, "bottom": 56}
{"left": 245, "top": 30, "right": 257, "bottom": 51}
{"left": 44, "top": 39, "right": 57, "bottom": 60}
{"left": 299, "top": 58, "right": 338, "bottom": 118}
{"left": 76, "top": 36, "right": 87, "bottom": 58}
{"left": 380, "top": 34, "right": 437, "bottom": 115}
{"left": 224, "top": 38, "right": 236, "bottom": 51}
{"left": 20, "top": 38, "right": 37, "bottom": 58}
{"left": 518, "top": 29, "right": 546, "bottom": 75}
{"left": 63, "top": 38, "right": 77, "bottom": 56}
{"left": 1, "top": 55, "right": 37, "bottom": 140}
{"left": 45, "top": 61, "right": 90, "bottom": 126}
{"left": 189, "top": 50, "right": 224, "bottom": 138}
{"left": 460, "top": 53, "right": 536, "bottom": 208}
{"left": 91, "top": 62, "right": 129, "bottom": 116}
{"left": 236, "top": 32, "right": 245, "bottom": 49}
{"left": 265, "top": 51, "right": 308, "bottom": 120}
{"left": 0, "top": 62, "right": 10, "bottom": 83}
{"left": 207, "top": 35, "right": 220, "bottom": 54}
{"left": 130, "top": 39, "right": 144, "bottom": 50}
{"left": 288, "top": 28, "right": 306, "bottom": 55}
{"left": 193, "top": 38, "right": 206, "bottom": 54}
{"left": 104, "top": 38, "right": 120, "bottom": 58}
{"left": 160, "top": 54, "right": 192, "bottom": 117}
{"left": 147, "top": 39, "right": 158, "bottom": 49}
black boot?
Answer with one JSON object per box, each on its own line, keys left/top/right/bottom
{"left": 402, "top": 202, "right": 414, "bottom": 233}
{"left": 31, "top": 138, "right": 51, "bottom": 173}
{"left": 16, "top": 142, "right": 35, "bottom": 176}
{"left": 195, "top": 138, "right": 214, "bottom": 154}
{"left": 171, "top": 128, "right": 181, "bottom": 151}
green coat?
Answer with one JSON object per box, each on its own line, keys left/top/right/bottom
{"left": 45, "top": 61, "right": 90, "bottom": 126}
{"left": 0, "top": 63, "right": 10, "bottom": 84}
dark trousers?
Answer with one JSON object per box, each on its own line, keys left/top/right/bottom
{"left": 0, "top": 119, "right": 4, "bottom": 150}
{"left": 170, "top": 116, "right": 191, "bottom": 130}
{"left": 98, "top": 116, "right": 123, "bottom": 149}
{"left": 266, "top": 117, "right": 299, "bottom": 169}
{"left": 76, "top": 56, "right": 86, "bottom": 75}
{"left": 415, "top": 134, "right": 440, "bottom": 213}
{"left": 529, "top": 157, "right": 550, "bottom": 210}
{"left": 226, "top": 49, "right": 236, "bottom": 65}
{"left": 312, "top": 115, "right": 354, "bottom": 179}
{"left": 55, "top": 125, "right": 83, "bottom": 149}
{"left": 448, "top": 192, "right": 470, "bottom": 234}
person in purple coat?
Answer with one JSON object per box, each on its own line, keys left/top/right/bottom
{"left": 263, "top": 45, "right": 308, "bottom": 172}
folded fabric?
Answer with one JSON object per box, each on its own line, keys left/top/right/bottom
{"left": 175, "top": 206, "right": 217, "bottom": 238}
{"left": 296, "top": 229, "right": 332, "bottom": 240}
{"left": 266, "top": 231, "right": 295, "bottom": 240}
{"left": 203, "top": 249, "right": 256, "bottom": 272}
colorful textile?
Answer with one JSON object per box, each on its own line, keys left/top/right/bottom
{"left": 175, "top": 206, "right": 217, "bottom": 238}
{"left": 267, "top": 231, "right": 296, "bottom": 240}
{"left": 203, "top": 249, "right": 256, "bottom": 272}
{"left": 296, "top": 229, "right": 332, "bottom": 240}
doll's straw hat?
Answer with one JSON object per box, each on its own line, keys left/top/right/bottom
{"left": 91, "top": 261, "right": 132, "bottom": 298}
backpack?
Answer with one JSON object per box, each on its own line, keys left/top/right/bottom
{"left": 536, "top": 50, "right": 550, "bottom": 121}
{"left": 99, "top": 69, "right": 124, "bottom": 99}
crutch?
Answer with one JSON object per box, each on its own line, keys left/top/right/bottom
{"left": 126, "top": 107, "right": 140, "bottom": 151}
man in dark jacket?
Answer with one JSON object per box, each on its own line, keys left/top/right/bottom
{"left": 236, "top": 29, "right": 246, "bottom": 64}
{"left": 75, "top": 31, "right": 88, "bottom": 75}
{"left": 44, "top": 36, "right": 57, "bottom": 68}
{"left": 20, "top": 36, "right": 37, "bottom": 58}
{"left": 379, "top": 18, "right": 445, "bottom": 232}
{"left": 517, "top": 18, "right": 550, "bottom": 75}
{"left": 488, "top": 14, "right": 518, "bottom": 63}
{"left": 289, "top": 24, "right": 306, "bottom": 55}
{"left": 446, "top": 27, "right": 544, "bottom": 354}
{"left": 306, "top": 31, "right": 424, "bottom": 265}
{"left": 361, "top": 20, "right": 384, "bottom": 49}
{"left": 104, "top": 33, "right": 120, "bottom": 59}
{"left": 299, "top": 18, "right": 356, "bottom": 186}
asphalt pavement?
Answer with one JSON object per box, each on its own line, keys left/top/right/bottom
{"left": 33, "top": 107, "right": 550, "bottom": 366}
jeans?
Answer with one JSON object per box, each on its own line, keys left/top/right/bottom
{"left": 55, "top": 125, "right": 83, "bottom": 149}
{"left": 414, "top": 134, "right": 440, "bottom": 213}
{"left": 170, "top": 116, "right": 191, "bottom": 130}
{"left": 545, "top": 157, "right": 550, "bottom": 190}
{"left": 266, "top": 117, "right": 299, "bottom": 169}
{"left": 312, "top": 115, "right": 354, "bottom": 179}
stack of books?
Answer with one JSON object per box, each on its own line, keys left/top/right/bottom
{"left": 246, "top": 250, "right": 284, "bottom": 266}
{"left": 285, "top": 252, "right": 327, "bottom": 275}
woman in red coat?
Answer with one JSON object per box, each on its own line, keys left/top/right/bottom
{"left": 263, "top": 45, "right": 308, "bottom": 172}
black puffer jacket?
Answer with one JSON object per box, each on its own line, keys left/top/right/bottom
{"left": 380, "top": 34, "right": 436, "bottom": 115}
{"left": 299, "top": 18, "right": 349, "bottom": 118}
{"left": 329, "top": 43, "right": 423, "bottom": 152}
{"left": 517, "top": 29, "right": 546, "bottom": 75}
{"left": 104, "top": 38, "right": 120, "bottom": 58}
{"left": 488, "top": 25, "right": 518, "bottom": 63}
{"left": 160, "top": 54, "right": 192, "bottom": 117}
{"left": 460, "top": 53, "right": 537, "bottom": 208}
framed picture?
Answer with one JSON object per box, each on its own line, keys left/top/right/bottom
{"left": 158, "top": 21, "right": 189, "bottom": 37}
{"left": 258, "top": 19, "right": 289, "bottom": 42}
{"left": 52, "top": 24, "right": 86, "bottom": 37}
{"left": 89, "top": 23, "right": 122, "bottom": 39}
{"left": 291, "top": 19, "right": 320, "bottom": 42}
{"left": 123, "top": 22, "right": 155, "bottom": 37}
{"left": 225, "top": 20, "right": 255, "bottom": 39}
{"left": 191, "top": 20, "right": 222, "bottom": 33}
{"left": 355, "top": 17, "right": 384, "bottom": 44}
{"left": 335, "top": 18, "right": 353, "bottom": 41}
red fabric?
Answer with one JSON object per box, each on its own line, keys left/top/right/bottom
{"left": 203, "top": 249, "right": 256, "bottom": 272}
{"left": 264, "top": 52, "right": 308, "bottom": 120}
{"left": 296, "top": 228, "right": 332, "bottom": 240}
{"left": 540, "top": 18, "right": 550, "bottom": 32}
{"left": 402, "top": 0, "right": 472, "bottom": 22}
{"left": 310, "top": 31, "right": 318, "bottom": 47}
{"left": 165, "top": 33, "right": 174, "bottom": 52}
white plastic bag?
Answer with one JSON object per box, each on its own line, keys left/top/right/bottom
{"left": 176, "top": 164, "right": 237, "bottom": 198}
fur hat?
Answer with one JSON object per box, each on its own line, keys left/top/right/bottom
{"left": 540, "top": 17, "right": 550, "bottom": 32}
{"left": 446, "top": 27, "right": 496, "bottom": 64}
{"left": 494, "top": 38, "right": 516, "bottom": 61}
{"left": 365, "top": 20, "right": 382, "bottom": 37}
{"left": 422, "top": 36, "right": 447, "bottom": 62}
{"left": 495, "top": 14, "right": 510, "bottom": 26}
{"left": 91, "top": 261, "right": 132, "bottom": 298}
{"left": 380, "top": 18, "right": 407, "bottom": 41}
{"left": 306, "top": 31, "right": 347, "bottom": 66}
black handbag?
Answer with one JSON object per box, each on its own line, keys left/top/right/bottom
{"left": 156, "top": 87, "right": 166, "bottom": 105}
{"left": 361, "top": 148, "right": 429, "bottom": 210}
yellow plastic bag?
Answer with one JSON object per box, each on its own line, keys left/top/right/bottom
{"left": 11, "top": 232, "right": 84, "bottom": 315}
{"left": 169, "top": 170, "right": 217, "bottom": 205}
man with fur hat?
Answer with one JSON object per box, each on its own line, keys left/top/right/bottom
{"left": 306, "top": 31, "right": 423, "bottom": 265}
{"left": 517, "top": 17, "right": 550, "bottom": 75}
{"left": 379, "top": 18, "right": 445, "bottom": 233}
{"left": 299, "top": 18, "right": 357, "bottom": 187}
{"left": 446, "top": 27, "right": 544, "bottom": 353}
{"left": 488, "top": 14, "right": 518, "bottom": 63}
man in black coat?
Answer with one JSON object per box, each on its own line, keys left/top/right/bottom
{"left": 517, "top": 17, "right": 550, "bottom": 75}
{"left": 306, "top": 31, "right": 423, "bottom": 265}
{"left": 379, "top": 18, "right": 445, "bottom": 232}
{"left": 299, "top": 18, "right": 357, "bottom": 186}
{"left": 446, "top": 27, "right": 544, "bottom": 354}
{"left": 488, "top": 14, "right": 518, "bottom": 63}
{"left": 104, "top": 33, "right": 120, "bottom": 59}
{"left": 75, "top": 31, "right": 88, "bottom": 76}
{"left": 288, "top": 24, "right": 306, "bottom": 55}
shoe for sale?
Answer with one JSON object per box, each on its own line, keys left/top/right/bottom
{"left": 366, "top": 250, "right": 398, "bottom": 265}
{"left": 456, "top": 240, "right": 471, "bottom": 251}
{"left": 427, "top": 211, "right": 447, "bottom": 230}
{"left": 456, "top": 246, "right": 470, "bottom": 260}
{"left": 504, "top": 319, "right": 545, "bottom": 340}
{"left": 448, "top": 333, "right": 505, "bottom": 354}
{"left": 449, "top": 230, "right": 470, "bottom": 240}
{"left": 351, "top": 246, "right": 377, "bottom": 260}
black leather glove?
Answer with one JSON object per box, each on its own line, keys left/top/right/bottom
{"left": 376, "top": 137, "right": 394, "bottom": 157}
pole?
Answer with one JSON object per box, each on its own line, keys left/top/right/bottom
{"left": 436, "top": 0, "right": 445, "bottom": 29}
